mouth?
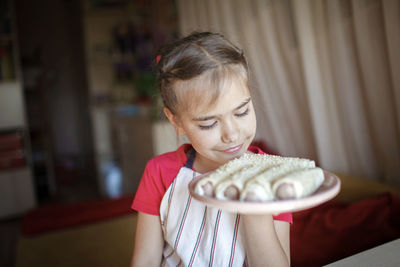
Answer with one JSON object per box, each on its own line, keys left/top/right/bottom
{"left": 222, "top": 144, "right": 243, "bottom": 154}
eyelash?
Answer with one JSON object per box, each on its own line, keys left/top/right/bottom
{"left": 235, "top": 108, "right": 249, "bottom": 117}
{"left": 199, "top": 108, "right": 250, "bottom": 130}
{"left": 199, "top": 121, "right": 217, "bottom": 130}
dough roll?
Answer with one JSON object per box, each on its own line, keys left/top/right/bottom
{"left": 271, "top": 167, "right": 324, "bottom": 200}
{"left": 240, "top": 163, "right": 312, "bottom": 202}
{"left": 194, "top": 156, "right": 252, "bottom": 197}
{"left": 214, "top": 164, "right": 271, "bottom": 201}
{"left": 194, "top": 153, "right": 320, "bottom": 201}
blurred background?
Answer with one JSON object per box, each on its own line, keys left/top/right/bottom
{"left": 1, "top": 0, "right": 180, "bottom": 208}
{"left": 0, "top": 0, "right": 399, "bottom": 266}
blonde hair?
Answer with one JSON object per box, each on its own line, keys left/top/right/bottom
{"left": 156, "top": 32, "right": 250, "bottom": 115}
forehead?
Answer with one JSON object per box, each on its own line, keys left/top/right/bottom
{"left": 173, "top": 64, "right": 249, "bottom": 115}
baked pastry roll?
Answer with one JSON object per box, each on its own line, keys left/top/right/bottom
{"left": 240, "top": 160, "right": 315, "bottom": 202}
{"left": 195, "top": 153, "right": 315, "bottom": 198}
{"left": 214, "top": 164, "right": 271, "bottom": 201}
{"left": 194, "top": 153, "right": 323, "bottom": 202}
{"left": 194, "top": 156, "right": 253, "bottom": 197}
{"left": 271, "top": 167, "right": 324, "bottom": 200}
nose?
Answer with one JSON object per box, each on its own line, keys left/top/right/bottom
{"left": 221, "top": 120, "right": 239, "bottom": 143}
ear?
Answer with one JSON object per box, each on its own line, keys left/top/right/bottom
{"left": 163, "top": 107, "right": 186, "bottom": 136}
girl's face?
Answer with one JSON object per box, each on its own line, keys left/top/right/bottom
{"left": 166, "top": 76, "right": 257, "bottom": 173}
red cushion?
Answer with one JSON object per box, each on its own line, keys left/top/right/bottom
{"left": 251, "top": 140, "right": 278, "bottom": 155}
{"left": 290, "top": 193, "right": 400, "bottom": 266}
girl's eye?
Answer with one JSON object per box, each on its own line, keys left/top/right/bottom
{"left": 235, "top": 108, "right": 249, "bottom": 117}
{"left": 199, "top": 121, "right": 217, "bottom": 130}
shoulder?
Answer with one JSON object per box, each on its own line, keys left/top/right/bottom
{"left": 144, "top": 144, "right": 190, "bottom": 187}
{"left": 147, "top": 144, "right": 189, "bottom": 172}
{"left": 132, "top": 144, "right": 191, "bottom": 215}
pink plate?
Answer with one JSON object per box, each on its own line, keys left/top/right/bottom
{"left": 188, "top": 171, "right": 341, "bottom": 214}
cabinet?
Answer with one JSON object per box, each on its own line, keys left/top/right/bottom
{"left": 0, "top": 0, "right": 36, "bottom": 218}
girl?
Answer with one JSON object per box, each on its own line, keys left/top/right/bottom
{"left": 131, "top": 32, "right": 292, "bottom": 267}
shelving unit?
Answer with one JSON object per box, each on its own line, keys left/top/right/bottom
{"left": 0, "top": 0, "right": 36, "bottom": 218}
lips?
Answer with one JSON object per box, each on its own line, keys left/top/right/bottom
{"left": 222, "top": 144, "right": 243, "bottom": 154}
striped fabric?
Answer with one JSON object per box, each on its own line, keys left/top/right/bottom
{"left": 160, "top": 167, "right": 246, "bottom": 267}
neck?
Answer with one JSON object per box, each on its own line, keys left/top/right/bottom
{"left": 192, "top": 155, "right": 221, "bottom": 174}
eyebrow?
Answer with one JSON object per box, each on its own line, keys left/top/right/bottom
{"left": 193, "top": 97, "right": 251, "bottom": 121}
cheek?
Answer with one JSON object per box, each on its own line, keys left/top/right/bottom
{"left": 244, "top": 110, "right": 257, "bottom": 136}
{"left": 193, "top": 131, "right": 220, "bottom": 148}
{"left": 184, "top": 127, "right": 218, "bottom": 149}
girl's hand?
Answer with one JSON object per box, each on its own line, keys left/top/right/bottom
{"left": 242, "top": 214, "right": 290, "bottom": 267}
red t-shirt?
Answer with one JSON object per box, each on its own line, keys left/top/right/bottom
{"left": 132, "top": 144, "right": 292, "bottom": 223}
